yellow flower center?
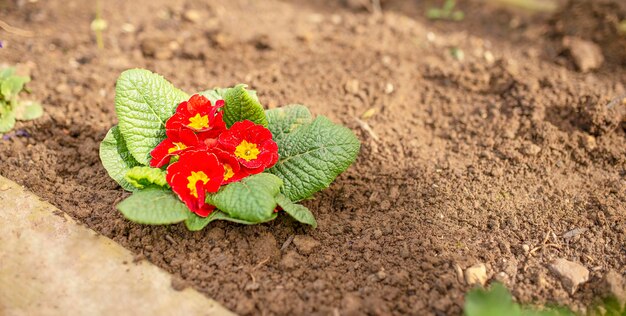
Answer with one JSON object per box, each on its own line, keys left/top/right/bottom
{"left": 223, "top": 164, "right": 235, "bottom": 181}
{"left": 187, "top": 171, "right": 210, "bottom": 198}
{"left": 234, "top": 140, "right": 260, "bottom": 161}
{"left": 167, "top": 142, "right": 187, "bottom": 154}
{"left": 188, "top": 113, "right": 210, "bottom": 130}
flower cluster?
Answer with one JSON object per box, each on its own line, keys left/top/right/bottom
{"left": 150, "top": 94, "right": 278, "bottom": 217}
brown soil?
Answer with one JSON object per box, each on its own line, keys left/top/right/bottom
{"left": 1, "top": 0, "right": 625, "bottom": 315}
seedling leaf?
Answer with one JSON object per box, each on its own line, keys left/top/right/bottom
{"left": 14, "top": 101, "right": 43, "bottom": 121}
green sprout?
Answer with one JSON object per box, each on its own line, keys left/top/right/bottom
{"left": 427, "top": 0, "right": 464, "bottom": 21}
{"left": 90, "top": 0, "right": 107, "bottom": 49}
{"left": 465, "top": 283, "right": 625, "bottom": 316}
{"left": 0, "top": 67, "right": 43, "bottom": 134}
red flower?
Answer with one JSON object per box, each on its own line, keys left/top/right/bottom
{"left": 150, "top": 94, "right": 227, "bottom": 168}
{"left": 166, "top": 150, "right": 224, "bottom": 217}
{"left": 217, "top": 120, "right": 278, "bottom": 173}
{"left": 166, "top": 94, "right": 226, "bottom": 139}
{"left": 149, "top": 128, "right": 201, "bottom": 168}
{"left": 210, "top": 148, "right": 249, "bottom": 184}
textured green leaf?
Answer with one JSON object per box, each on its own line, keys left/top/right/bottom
{"left": 207, "top": 173, "right": 282, "bottom": 222}
{"left": 14, "top": 101, "right": 43, "bottom": 121}
{"left": 265, "top": 105, "right": 313, "bottom": 143}
{"left": 185, "top": 211, "right": 277, "bottom": 231}
{"left": 0, "top": 110, "right": 16, "bottom": 133}
{"left": 124, "top": 166, "right": 168, "bottom": 190}
{"left": 116, "top": 188, "right": 188, "bottom": 225}
{"left": 115, "top": 68, "right": 189, "bottom": 164}
{"left": 222, "top": 84, "right": 268, "bottom": 127}
{"left": 268, "top": 116, "right": 360, "bottom": 201}
{"left": 1, "top": 75, "right": 29, "bottom": 99}
{"left": 275, "top": 194, "right": 317, "bottom": 228}
{"left": 184, "top": 211, "right": 217, "bottom": 231}
{"left": 212, "top": 211, "right": 277, "bottom": 225}
{"left": 199, "top": 87, "right": 258, "bottom": 105}
{"left": 99, "top": 125, "right": 142, "bottom": 191}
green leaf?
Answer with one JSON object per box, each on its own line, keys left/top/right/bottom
{"left": 116, "top": 188, "right": 188, "bottom": 225}
{"left": 0, "top": 67, "right": 16, "bottom": 80}
{"left": 207, "top": 173, "right": 282, "bottom": 222}
{"left": 265, "top": 104, "right": 313, "bottom": 143}
{"left": 465, "top": 283, "right": 522, "bottom": 316}
{"left": 184, "top": 211, "right": 277, "bottom": 231}
{"left": 0, "top": 110, "right": 16, "bottom": 133}
{"left": 464, "top": 283, "right": 574, "bottom": 316}
{"left": 1, "top": 76, "right": 30, "bottom": 99}
{"left": 14, "top": 101, "right": 43, "bottom": 121}
{"left": 222, "top": 84, "right": 268, "bottom": 127}
{"left": 199, "top": 87, "right": 259, "bottom": 105}
{"left": 184, "top": 211, "right": 217, "bottom": 231}
{"left": 211, "top": 211, "right": 277, "bottom": 225}
{"left": 275, "top": 194, "right": 317, "bottom": 228}
{"left": 114, "top": 68, "right": 189, "bottom": 164}
{"left": 267, "top": 116, "right": 360, "bottom": 201}
{"left": 99, "top": 125, "right": 142, "bottom": 191}
{"left": 124, "top": 166, "right": 168, "bottom": 189}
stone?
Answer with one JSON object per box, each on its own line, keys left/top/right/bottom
{"left": 182, "top": 10, "right": 201, "bottom": 23}
{"left": 600, "top": 270, "right": 625, "bottom": 302}
{"left": 140, "top": 36, "right": 175, "bottom": 60}
{"left": 279, "top": 251, "right": 300, "bottom": 270}
{"left": 549, "top": 258, "right": 589, "bottom": 294}
{"left": 344, "top": 79, "right": 360, "bottom": 95}
{"left": 292, "top": 235, "right": 320, "bottom": 255}
{"left": 522, "top": 143, "right": 541, "bottom": 156}
{"left": 341, "top": 293, "right": 363, "bottom": 316}
{"left": 0, "top": 175, "right": 234, "bottom": 315}
{"left": 465, "top": 263, "right": 488, "bottom": 286}
{"left": 563, "top": 36, "right": 604, "bottom": 73}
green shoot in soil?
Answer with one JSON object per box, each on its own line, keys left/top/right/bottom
{"left": 427, "top": 0, "right": 464, "bottom": 21}
{"left": 90, "top": 0, "right": 107, "bottom": 49}
{"left": 0, "top": 67, "right": 43, "bottom": 134}
{"left": 465, "top": 283, "right": 625, "bottom": 316}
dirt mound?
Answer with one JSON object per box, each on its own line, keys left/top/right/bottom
{"left": 551, "top": 0, "right": 626, "bottom": 66}
{"left": 0, "top": 0, "right": 624, "bottom": 315}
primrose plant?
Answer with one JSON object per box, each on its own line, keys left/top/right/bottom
{"left": 100, "top": 69, "right": 360, "bottom": 230}
{"left": 0, "top": 67, "right": 43, "bottom": 133}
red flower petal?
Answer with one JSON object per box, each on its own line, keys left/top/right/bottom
{"left": 149, "top": 129, "right": 202, "bottom": 168}
{"left": 166, "top": 150, "right": 224, "bottom": 216}
{"left": 210, "top": 148, "right": 249, "bottom": 184}
{"left": 167, "top": 94, "right": 226, "bottom": 133}
{"left": 217, "top": 120, "right": 279, "bottom": 169}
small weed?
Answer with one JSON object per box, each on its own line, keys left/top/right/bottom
{"left": 0, "top": 67, "right": 42, "bottom": 134}
{"left": 90, "top": 0, "right": 107, "bottom": 49}
{"left": 427, "top": 0, "right": 464, "bottom": 21}
{"left": 465, "top": 283, "right": 625, "bottom": 316}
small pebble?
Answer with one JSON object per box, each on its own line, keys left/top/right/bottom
{"left": 465, "top": 263, "right": 487, "bottom": 286}
{"left": 344, "top": 79, "right": 360, "bottom": 95}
